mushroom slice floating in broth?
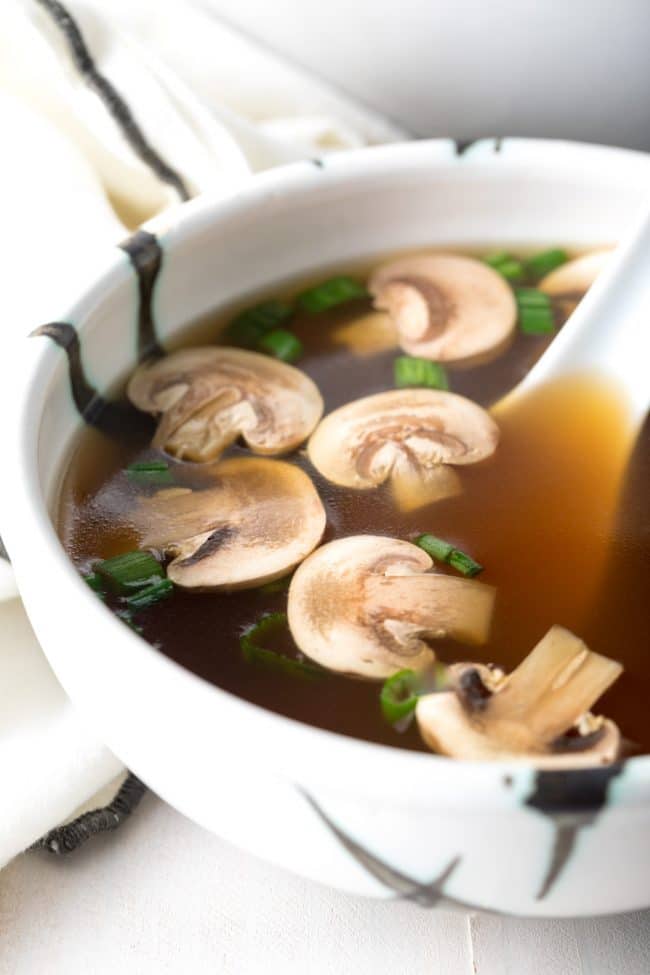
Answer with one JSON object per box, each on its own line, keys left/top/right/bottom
{"left": 538, "top": 249, "right": 613, "bottom": 297}
{"left": 287, "top": 535, "right": 495, "bottom": 679}
{"left": 133, "top": 457, "right": 326, "bottom": 590}
{"left": 369, "top": 253, "right": 517, "bottom": 363}
{"left": 128, "top": 347, "right": 323, "bottom": 462}
{"left": 416, "top": 625, "right": 623, "bottom": 767}
{"left": 307, "top": 389, "right": 498, "bottom": 510}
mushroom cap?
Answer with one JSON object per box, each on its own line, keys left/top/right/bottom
{"left": 416, "top": 626, "right": 622, "bottom": 767}
{"left": 538, "top": 249, "right": 612, "bottom": 296}
{"left": 307, "top": 389, "right": 498, "bottom": 508}
{"left": 369, "top": 253, "right": 517, "bottom": 363}
{"left": 133, "top": 456, "right": 326, "bottom": 590}
{"left": 128, "top": 346, "right": 323, "bottom": 462}
{"left": 287, "top": 535, "right": 496, "bottom": 679}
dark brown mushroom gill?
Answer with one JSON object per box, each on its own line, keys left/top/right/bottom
{"left": 132, "top": 456, "right": 326, "bottom": 590}
{"left": 128, "top": 346, "right": 323, "bottom": 462}
{"left": 416, "top": 626, "right": 623, "bottom": 767}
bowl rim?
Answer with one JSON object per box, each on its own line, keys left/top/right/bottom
{"left": 5, "top": 135, "right": 650, "bottom": 808}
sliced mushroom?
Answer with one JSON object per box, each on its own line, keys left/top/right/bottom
{"left": 307, "top": 389, "right": 498, "bottom": 510}
{"left": 287, "top": 535, "right": 495, "bottom": 678}
{"left": 369, "top": 253, "right": 517, "bottom": 363}
{"left": 132, "top": 456, "right": 326, "bottom": 590}
{"left": 128, "top": 347, "right": 323, "bottom": 462}
{"left": 538, "top": 249, "right": 612, "bottom": 296}
{"left": 332, "top": 310, "right": 398, "bottom": 356}
{"left": 416, "top": 625, "right": 622, "bottom": 767}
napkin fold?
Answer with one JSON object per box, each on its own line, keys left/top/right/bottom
{"left": 0, "top": 0, "right": 406, "bottom": 867}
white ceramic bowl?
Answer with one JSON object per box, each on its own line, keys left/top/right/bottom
{"left": 4, "top": 139, "right": 650, "bottom": 917}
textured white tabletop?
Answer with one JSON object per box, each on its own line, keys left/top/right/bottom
{"left": 1, "top": 794, "right": 649, "bottom": 974}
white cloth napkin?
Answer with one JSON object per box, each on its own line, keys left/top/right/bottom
{"left": 0, "top": 0, "right": 406, "bottom": 867}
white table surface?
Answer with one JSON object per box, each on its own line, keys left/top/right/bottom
{"left": 1, "top": 793, "right": 649, "bottom": 974}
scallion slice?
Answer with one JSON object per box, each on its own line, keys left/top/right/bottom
{"left": 84, "top": 572, "right": 104, "bottom": 593}
{"left": 380, "top": 664, "right": 448, "bottom": 726}
{"left": 524, "top": 248, "right": 568, "bottom": 279}
{"left": 483, "top": 251, "right": 512, "bottom": 268}
{"left": 514, "top": 287, "right": 555, "bottom": 335}
{"left": 515, "top": 287, "right": 551, "bottom": 307}
{"left": 496, "top": 259, "right": 524, "bottom": 282}
{"left": 380, "top": 669, "right": 421, "bottom": 724}
{"left": 94, "top": 550, "right": 164, "bottom": 594}
{"left": 415, "top": 533, "right": 483, "bottom": 577}
{"left": 126, "top": 460, "right": 173, "bottom": 485}
{"left": 394, "top": 356, "right": 449, "bottom": 391}
{"left": 226, "top": 300, "right": 293, "bottom": 347}
{"left": 518, "top": 308, "right": 555, "bottom": 335}
{"left": 126, "top": 578, "right": 173, "bottom": 610}
{"left": 297, "top": 276, "right": 367, "bottom": 313}
{"left": 483, "top": 252, "right": 524, "bottom": 282}
{"left": 257, "top": 328, "right": 303, "bottom": 363}
{"left": 240, "top": 613, "right": 323, "bottom": 679}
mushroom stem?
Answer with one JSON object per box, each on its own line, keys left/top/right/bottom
{"left": 287, "top": 535, "right": 496, "bottom": 679}
{"left": 494, "top": 627, "right": 622, "bottom": 741}
{"left": 415, "top": 625, "right": 623, "bottom": 767}
{"left": 366, "top": 574, "right": 495, "bottom": 648}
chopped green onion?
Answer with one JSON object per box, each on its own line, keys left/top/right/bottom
{"left": 297, "top": 276, "right": 367, "bottom": 313}
{"left": 483, "top": 250, "right": 512, "bottom": 268}
{"left": 415, "top": 533, "right": 453, "bottom": 562}
{"left": 126, "top": 460, "right": 173, "bottom": 485}
{"left": 515, "top": 287, "right": 551, "bottom": 307}
{"left": 95, "top": 550, "right": 164, "bottom": 594}
{"left": 380, "top": 669, "right": 421, "bottom": 724}
{"left": 524, "top": 248, "right": 568, "bottom": 279}
{"left": 240, "top": 613, "right": 323, "bottom": 679}
{"left": 257, "top": 328, "right": 303, "bottom": 363}
{"left": 448, "top": 549, "right": 484, "bottom": 577}
{"left": 394, "top": 356, "right": 449, "bottom": 391}
{"left": 126, "top": 578, "right": 173, "bottom": 610}
{"left": 415, "top": 533, "right": 483, "bottom": 577}
{"left": 84, "top": 572, "right": 104, "bottom": 593}
{"left": 518, "top": 308, "right": 555, "bottom": 335}
{"left": 483, "top": 251, "right": 524, "bottom": 282}
{"left": 380, "top": 664, "right": 448, "bottom": 726}
{"left": 225, "top": 300, "right": 293, "bottom": 347}
{"left": 495, "top": 259, "right": 524, "bottom": 282}
{"left": 514, "top": 288, "right": 555, "bottom": 335}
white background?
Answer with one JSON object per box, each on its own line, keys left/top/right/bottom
{"left": 203, "top": 0, "right": 650, "bottom": 150}
{"left": 2, "top": 1, "right": 650, "bottom": 970}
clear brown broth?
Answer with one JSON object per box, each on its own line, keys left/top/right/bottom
{"left": 57, "top": 256, "right": 650, "bottom": 754}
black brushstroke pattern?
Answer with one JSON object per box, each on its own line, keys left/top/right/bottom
{"left": 454, "top": 139, "right": 476, "bottom": 156}
{"left": 300, "top": 788, "right": 463, "bottom": 908}
{"left": 31, "top": 322, "right": 153, "bottom": 439}
{"left": 0, "top": 537, "right": 9, "bottom": 561}
{"left": 31, "top": 774, "right": 146, "bottom": 855}
{"left": 34, "top": 0, "right": 190, "bottom": 201}
{"left": 526, "top": 764, "right": 624, "bottom": 900}
{"left": 455, "top": 137, "right": 504, "bottom": 156}
{"left": 119, "top": 230, "right": 164, "bottom": 361}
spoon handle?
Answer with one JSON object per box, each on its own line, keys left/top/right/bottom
{"left": 517, "top": 206, "right": 650, "bottom": 427}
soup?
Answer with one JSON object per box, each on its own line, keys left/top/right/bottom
{"left": 57, "top": 247, "right": 650, "bottom": 764}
